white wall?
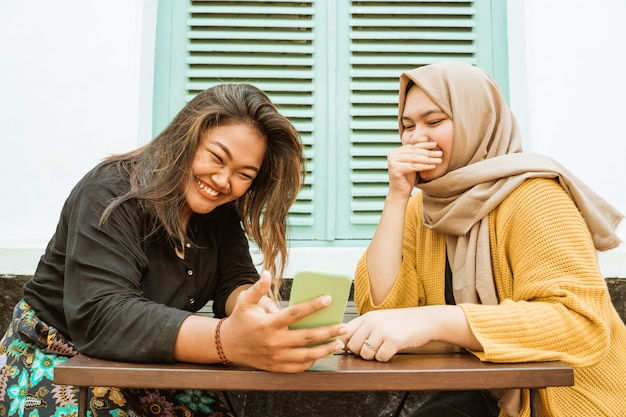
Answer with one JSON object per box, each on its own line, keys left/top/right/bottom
{"left": 0, "top": 0, "right": 157, "bottom": 273}
{"left": 509, "top": 0, "right": 626, "bottom": 277}
{"left": 0, "top": 0, "right": 624, "bottom": 278}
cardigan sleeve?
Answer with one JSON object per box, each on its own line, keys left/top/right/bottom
{"left": 461, "top": 178, "right": 612, "bottom": 367}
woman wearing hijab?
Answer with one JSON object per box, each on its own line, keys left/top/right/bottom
{"left": 341, "top": 61, "right": 626, "bottom": 416}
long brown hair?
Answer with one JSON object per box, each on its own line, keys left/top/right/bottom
{"left": 97, "top": 84, "right": 304, "bottom": 295}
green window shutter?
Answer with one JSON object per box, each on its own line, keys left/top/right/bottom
{"left": 186, "top": 1, "right": 321, "bottom": 239}
{"left": 153, "top": 0, "right": 508, "bottom": 245}
{"left": 154, "top": 0, "right": 330, "bottom": 240}
{"left": 338, "top": 0, "right": 507, "bottom": 240}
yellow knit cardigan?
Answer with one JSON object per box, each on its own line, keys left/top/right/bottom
{"left": 354, "top": 178, "right": 626, "bottom": 417}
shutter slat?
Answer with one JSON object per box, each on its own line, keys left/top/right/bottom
{"left": 351, "top": 108, "right": 398, "bottom": 117}
{"left": 350, "top": 31, "right": 476, "bottom": 41}
{"left": 350, "top": 44, "right": 477, "bottom": 54}
{"left": 186, "top": 81, "right": 315, "bottom": 93}
{"left": 348, "top": 60, "right": 477, "bottom": 78}
{"left": 351, "top": 148, "right": 397, "bottom": 158}
{"left": 351, "top": 173, "right": 391, "bottom": 183}
{"left": 350, "top": 6, "right": 475, "bottom": 15}
{"left": 190, "top": 30, "right": 313, "bottom": 41}
{"left": 188, "top": 18, "right": 314, "bottom": 29}
{"left": 189, "top": 5, "right": 313, "bottom": 15}
{"left": 349, "top": 93, "right": 399, "bottom": 104}
{"left": 351, "top": 133, "right": 399, "bottom": 143}
{"left": 351, "top": 186, "right": 390, "bottom": 197}
{"left": 186, "top": 69, "right": 314, "bottom": 78}
{"left": 187, "top": 55, "right": 315, "bottom": 64}
{"left": 350, "top": 18, "right": 475, "bottom": 28}
{"left": 188, "top": 45, "right": 315, "bottom": 54}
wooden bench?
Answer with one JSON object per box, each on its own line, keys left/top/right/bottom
{"left": 55, "top": 351, "right": 573, "bottom": 417}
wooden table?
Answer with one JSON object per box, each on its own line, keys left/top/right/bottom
{"left": 54, "top": 352, "right": 574, "bottom": 417}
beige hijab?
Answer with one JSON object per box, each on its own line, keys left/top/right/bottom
{"left": 399, "top": 60, "right": 623, "bottom": 417}
{"left": 399, "top": 61, "right": 622, "bottom": 304}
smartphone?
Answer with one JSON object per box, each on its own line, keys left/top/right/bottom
{"left": 288, "top": 270, "right": 352, "bottom": 331}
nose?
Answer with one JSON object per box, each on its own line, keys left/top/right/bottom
{"left": 402, "top": 128, "right": 429, "bottom": 146}
{"left": 211, "top": 168, "right": 231, "bottom": 191}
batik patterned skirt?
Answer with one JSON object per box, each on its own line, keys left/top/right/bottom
{"left": 0, "top": 300, "right": 235, "bottom": 417}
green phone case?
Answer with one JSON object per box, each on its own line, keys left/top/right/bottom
{"left": 288, "top": 270, "right": 352, "bottom": 330}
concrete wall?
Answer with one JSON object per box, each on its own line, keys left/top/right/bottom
{"left": 1, "top": 0, "right": 625, "bottom": 278}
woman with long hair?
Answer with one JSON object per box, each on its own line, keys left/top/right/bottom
{"left": 0, "top": 84, "right": 347, "bottom": 417}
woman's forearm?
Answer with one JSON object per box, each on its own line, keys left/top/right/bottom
{"left": 366, "top": 195, "right": 409, "bottom": 305}
{"left": 428, "top": 305, "right": 483, "bottom": 351}
{"left": 173, "top": 314, "right": 221, "bottom": 363}
{"left": 225, "top": 284, "right": 252, "bottom": 316}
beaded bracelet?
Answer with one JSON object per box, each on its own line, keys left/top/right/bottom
{"left": 215, "top": 317, "right": 233, "bottom": 365}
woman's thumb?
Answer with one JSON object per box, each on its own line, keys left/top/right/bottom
{"left": 239, "top": 270, "right": 272, "bottom": 305}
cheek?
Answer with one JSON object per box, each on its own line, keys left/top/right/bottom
{"left": 442, "top": 127, "right": 455, "bottom": 154}
{"left": 191, "top": 154, "right": 210, "bottom": 173}
{"left": 438, "top": 127, "right": 455, "bottom": 170}
{"left": 232, "top": 179, "right": 254, "bottom": 197}
{"left": 400, "top": 131, "right": 411, "bottom": 145}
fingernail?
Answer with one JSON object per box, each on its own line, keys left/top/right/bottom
{"left": 320, "top": 295, "right": 332, "bottom": 305}
{"left": 334, "top": 341, "right": 345, "bottom": 351}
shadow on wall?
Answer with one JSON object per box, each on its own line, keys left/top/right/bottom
{"left": 1, "top": 275, "right": 30, "bottom": 331}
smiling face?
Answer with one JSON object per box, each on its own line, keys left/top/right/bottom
{"left": 400, "top": 86, "right": 454, "bottom": 182}
{"left": 183, "top": 123, "right": 266, "bottom": 221}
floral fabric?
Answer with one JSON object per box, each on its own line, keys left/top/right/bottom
{"left": 0, "top": 301, "right": 234, "bottom": 417}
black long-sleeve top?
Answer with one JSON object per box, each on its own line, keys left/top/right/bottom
{"left": 23, "top": 165, "right": 258, "bottom": 363}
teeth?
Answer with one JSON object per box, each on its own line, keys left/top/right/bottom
{"left": 196, "top": 179, "right": 220, "bottom": 197}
